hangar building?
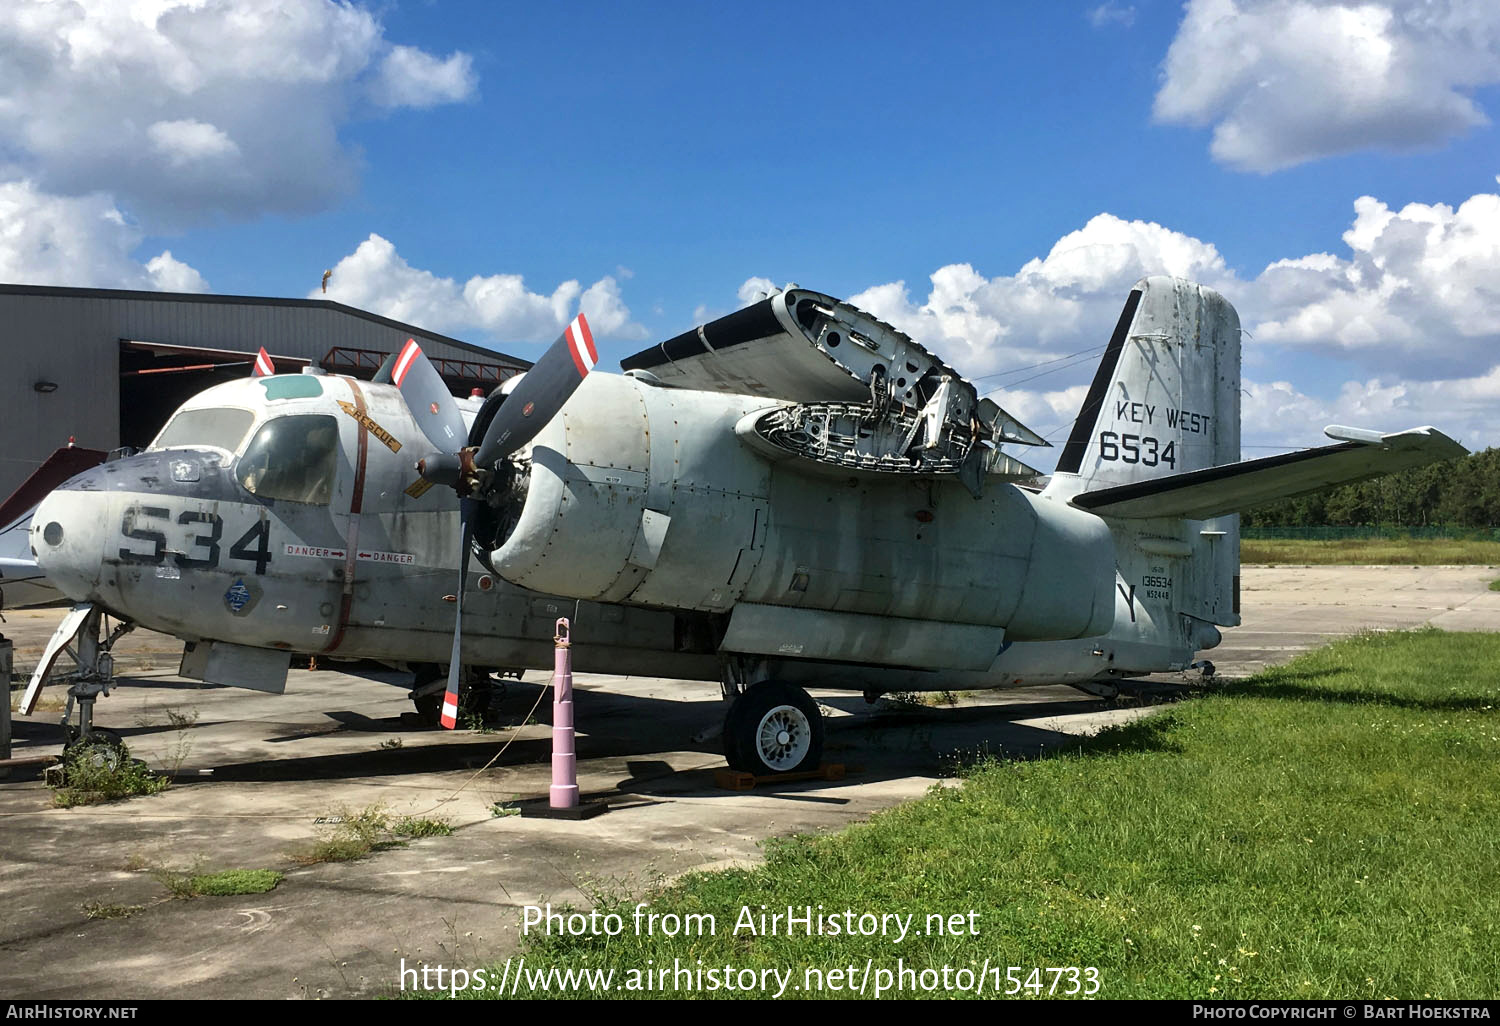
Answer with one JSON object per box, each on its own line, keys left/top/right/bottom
{"left": 0, "top": 283, "right": 530, "bottom": 501}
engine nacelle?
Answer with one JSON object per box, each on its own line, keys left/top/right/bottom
{"left": 490, "top": 374, "right": 1115, "bottom": 642}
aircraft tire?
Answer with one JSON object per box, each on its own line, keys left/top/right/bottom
{"left": 64, "top": 729, "right": 128, "bottom": 773}
{"left": 411, "top": 694, "right": 443, "bottom": 727}
{"left": 724, "top": 681, "right": 823, "bottom": 776}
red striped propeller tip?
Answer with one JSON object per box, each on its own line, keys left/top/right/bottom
{"left": 252, "top": 348, "right": 275, "bottom": 377}
{"left": 565, "top": 314, "right": 597, "bottom": 377}
{"left": 392, "top": 338, "right": 422, "bottom": 387}
{"left": 440, "top": 692, "right": 459, "bottom": 729}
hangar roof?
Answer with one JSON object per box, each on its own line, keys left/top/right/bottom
{"left": 0, "top": 282, "right": 529, "bottom": 369}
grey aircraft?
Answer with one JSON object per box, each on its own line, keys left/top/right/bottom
{"left": 23, "top": 276, "right": 1466, "bottom": 775}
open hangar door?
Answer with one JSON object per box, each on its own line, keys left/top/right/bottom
{"left": 118, "top": 341, "right": 309, "bottom": 450}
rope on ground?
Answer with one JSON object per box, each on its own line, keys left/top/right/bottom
{"left": 410, "top": 677, "right": 554, "bottom": 818}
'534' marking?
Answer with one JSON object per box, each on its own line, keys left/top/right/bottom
{"left": 119, "top": 507, "right": 273, "bottom": 575}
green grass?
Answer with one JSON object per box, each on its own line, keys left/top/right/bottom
{"left": 158, "top": 868, "right": 283, "bottom": 898}
{"left": 469, "top": 629, "right": 1500, "bottom": 1000}
{"left": 1489, "top": 579, "right": 1500, "bottom": 592}
{"left": 1241, "top": 537, "right": 1500, "bottom": 565}
{"left": 393, "top": 816, "right": 453, "bottom": 838}
{"left": 187, "top": 869, "right": 283, "bottom": 896}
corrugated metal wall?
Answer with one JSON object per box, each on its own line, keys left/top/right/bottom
{"left": 0, "top": 286, "right": 529, "bottom": 500}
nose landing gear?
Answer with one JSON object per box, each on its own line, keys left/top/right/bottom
{"left": 13, "top": 604, "right": 138, "bottom": 774}
{"left": 58, "top": 609, "right": 135, "bottom": 764}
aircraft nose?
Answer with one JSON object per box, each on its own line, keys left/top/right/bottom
{"left": 32, "top": 468, "right": 111, "bottom": 603}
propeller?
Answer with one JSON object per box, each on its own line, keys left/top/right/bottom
{"left": 252, "top": 347, "right": 275, "bottom": 377}
{"left": 382, "top": 316, "right": 598, "bottom": 729}
{"left": 414, "top": 315, "right": 597, "bottom": 493}
{"left": 388, "top": 338, "right": 469, "bottom": 452}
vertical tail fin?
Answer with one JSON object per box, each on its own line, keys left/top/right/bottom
{"left": 1047, "top": 276, "right": 1243, "bottom": 633}
{"left": 1052, "top": 276, "right": 1241, "bottom": 493}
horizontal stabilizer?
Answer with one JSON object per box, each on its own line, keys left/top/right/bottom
{"left": 1072, "top": 426, "right": 1468, "bottom": 520}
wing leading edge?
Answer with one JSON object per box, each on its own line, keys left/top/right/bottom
{"left": 1071, "top": 426, "right": 1468, "bottom": 520}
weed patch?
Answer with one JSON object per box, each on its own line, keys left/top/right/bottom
{"left": 50, "top": 743, "right": 168, "bottom": 807}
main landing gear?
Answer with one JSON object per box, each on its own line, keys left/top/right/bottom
{"left": 719, "top": 662, "right": 825, "bottom": 775}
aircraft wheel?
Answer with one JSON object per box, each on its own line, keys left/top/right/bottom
{"left": 411, "top": 693, "right": 443, "bottom": 727}
{"left": 65, "top": 729, "right": 127, "bottom": 773}
{"left": 724, "top": 681, "right": 823, "bottom": 775}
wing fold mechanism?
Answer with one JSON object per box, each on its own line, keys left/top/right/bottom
{"left": 623, "top": 287, "right": 1046, "bottom": 494}
{"left": 1071, "top": 425, "right": 1468, "bottom": 521}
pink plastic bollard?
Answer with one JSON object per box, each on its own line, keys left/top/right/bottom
{"left": 549, "top": 618, "right": 579, "bottom": 808}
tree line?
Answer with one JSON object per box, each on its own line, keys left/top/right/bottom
{"left": 1243, "top": 447, "right": 1500, "bottom": 528}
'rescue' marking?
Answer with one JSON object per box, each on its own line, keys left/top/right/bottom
{"left": 336, "top": 400, "right": 402, "bottom": 453}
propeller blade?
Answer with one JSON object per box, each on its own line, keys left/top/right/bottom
{"left": 440, "top": 496, "right": 476, "bottom": 730}
{"left": 252, "top": 348, "right": 275, "bottom": 377}
{"left": 389, "top": 339, "right": 468, "bottom": 453}
{"left": 473, "top": 314, "right": 596, "bottom": 468}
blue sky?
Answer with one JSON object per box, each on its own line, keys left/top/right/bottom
{"left": 2, "top": 1, "right": 1498, "bottom": 466}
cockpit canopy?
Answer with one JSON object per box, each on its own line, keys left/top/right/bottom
{"left": 235, "top": 415, "right": 339, "bottom": 505}
{"left": 150, "top": 405, "right": 340, "bottom": 506}
{"left": 151, "top": 407, "right": 255, "bottom": 455}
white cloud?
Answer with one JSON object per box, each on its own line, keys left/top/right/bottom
{"left": 0, "top": 179, "right": 208, "bottom": 292}
{"left": 1155, "top": 0, "right": 1500, "bottom": 172}
{"left": 144, "top": 249, "right": 209, "bottom": 292}
{"left": 371, "top": 45, "right": 477, "bottom": 108}
{"left": 147, "top": 119, "right": 240, "bottom": 167}
{"left": 1248, "top": 182, "right": 1500, "bottom": 377}
{"left": 580, "top": 276, "right": 649, "bottom": 341}
{"left": 1089, "top": 3, "right": 1137, "bottom": 29}
{"left": 318, "top": 233, "right": 646, "bottom": 343}
{"left": 737, "top": 276, "right": 778, "bottom": 307}
{"left": 0, "top": 0, "right": 479, "bottom": 225}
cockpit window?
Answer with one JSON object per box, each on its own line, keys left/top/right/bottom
{"left": 235, "top": 415, "right": 340, "bottom": 505}
{"left": 151, "top": 408, "right": 255, "bottom": 454}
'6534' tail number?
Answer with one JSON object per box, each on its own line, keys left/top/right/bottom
{"left": 1098, "top": 431, "right": 1176, "bottom": 468}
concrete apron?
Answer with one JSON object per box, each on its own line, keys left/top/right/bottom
{"left": 1, "top": 564, "right": 1497, "bottom": 998}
